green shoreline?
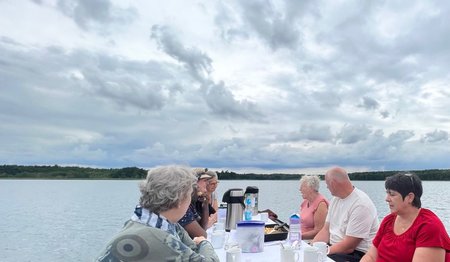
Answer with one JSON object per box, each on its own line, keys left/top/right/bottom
{"left": 1, "top": 165, "right": 450, "bottom": 180}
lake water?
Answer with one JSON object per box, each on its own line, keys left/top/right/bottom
{"left": 1, "top": 179, "right": 449, "bottom": 262}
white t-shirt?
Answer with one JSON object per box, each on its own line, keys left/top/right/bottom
{"left": 326, "top": 187, "right": 379, "bottom": 253}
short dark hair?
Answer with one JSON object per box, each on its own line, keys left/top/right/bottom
{"left": 385, "top": 172, "right": 422, "bottom": 208}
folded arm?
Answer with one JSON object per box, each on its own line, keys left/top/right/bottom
{"left": 360, "top": 245, "right": 378, "bottom": 262}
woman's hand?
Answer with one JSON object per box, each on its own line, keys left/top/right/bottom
{"left": 193, "top": 236, "right": 207, "bottom": 245}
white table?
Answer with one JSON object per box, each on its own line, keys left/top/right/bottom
{"left": 210, "top": 230, "right": 335, "bottom": 262}
{"left": 210, "top": 214, "right": 334, "bottom": 262}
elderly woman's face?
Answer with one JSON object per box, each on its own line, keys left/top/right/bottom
{"left": 207, "top": 178, "right": 218, "bottom": 192}
{"left": 299, "top": 182, "right": 313, "bottom": 199}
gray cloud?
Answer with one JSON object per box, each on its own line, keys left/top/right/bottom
{"left": 151, "top": 25, "right": 212, "bottom": 82}
{"left": 284, "top": 124, "right": 333, "bottom": 142}
{"left": 56, "top": 0, "right": 137, "bottom": 31}
{"left": 201, "top": 80, "right": 264, "bottom": 120}
{"left": 215, "top": 0, "right": 302, "bottom": 50}
{"left": 151, "top": 24, "right": 263, "bottom": 121}
{"left": 388, "top": 130, "right": 415, "bottom": 145}
{"left": 337, "top": 125, "right": 372, "bottom": 144}
{"left": 358, "top": 96, "right": 380, "bottom": 110}
{"left": 421, "top": 130, "right": 449, "bottom": 143}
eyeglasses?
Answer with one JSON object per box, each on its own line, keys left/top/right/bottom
{"left": 404, "top": 173, "right": 414, "bottom": 191}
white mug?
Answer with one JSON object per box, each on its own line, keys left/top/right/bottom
{"left": 226, "top": 246, "right": 242, "bottom": 262}
{"left": 280, "top": 245, "right": 300, "bottom": 262}
{"left": 312, "top": 242, "right": 328, "bottom": 262}
{"left": 303, "top": 245, "right": 320, "bottom": 262}
{"left": 210, "top": 230, "right": 226, "bottom": 249}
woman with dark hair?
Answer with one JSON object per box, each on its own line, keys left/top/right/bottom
{"left": 361, "top": 173, "right": 450, "bottom": 262}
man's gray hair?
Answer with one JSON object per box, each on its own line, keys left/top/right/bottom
{"left": 299, "top": 175, "right": 321, "bottom": 192}
{"left": 139, "top": 165, "right": 197, "bottom": 213}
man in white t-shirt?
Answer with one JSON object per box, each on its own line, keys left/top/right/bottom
{"left": 312, "top": 167, "right": 379, "bottom": 262}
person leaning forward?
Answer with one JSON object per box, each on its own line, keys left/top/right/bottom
{"left": 312, "top": 166, "right": 379, "bottom": 262}
{"left": 178, "top": 168, "right": 213, "bottom": 238}
{"left": 96, "top": 165, "right": 219, "bottom": 262}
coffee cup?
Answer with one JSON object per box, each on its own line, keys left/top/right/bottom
{"left": 280, "top": 245, "right": 300, "bottom": 262}
{"left": 210, "top": 230, "right": 226, "bottom": 249}
{"left": 312, "top": 242, "right": 328, "bottom": 261}
{"left": 226, "top": 246, "right": 241, "bottom": 262}
{"left": 303, "top": 245, "right": 320, "bottom": 262}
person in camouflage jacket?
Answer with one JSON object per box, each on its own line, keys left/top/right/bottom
{"left": 96, "top": 165, "right": 219, "bottom": 262}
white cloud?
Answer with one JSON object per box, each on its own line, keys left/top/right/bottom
{"left": 1, "top": 0, "right": 450, "bottom": 172}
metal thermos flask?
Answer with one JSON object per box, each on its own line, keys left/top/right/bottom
{"left": 222, "top": 188, "right": 244, "bottom": 231}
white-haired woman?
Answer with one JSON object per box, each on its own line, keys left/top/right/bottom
{"left": 299, "top": 175, "right": 329, "bottom": 240}
{"left": 96, "top": 165, "right": 219, "bottom": 262}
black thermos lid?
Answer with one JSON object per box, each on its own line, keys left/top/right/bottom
{"left": 245, "top": 186, "right": 259, "bottom": 194}
{"left": 222, "top": 188, "right": 244, "bottom": 203}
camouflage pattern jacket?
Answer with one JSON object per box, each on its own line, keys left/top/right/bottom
{"left": 96, "top": 209, "right": 219, "bottom": 262}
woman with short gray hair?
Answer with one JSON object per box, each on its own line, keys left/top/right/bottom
{"left": 138, "top": 166, "right": 195, "bottom": 213}
{"left": 96, "top": 165, "right": 219, "bottom": 262}
{"left": 299, "top": 175, "right": 329, "bottom": 240}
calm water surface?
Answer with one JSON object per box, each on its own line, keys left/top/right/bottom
{"left": 1, "top": 179, "right": 449, "bottom": 262}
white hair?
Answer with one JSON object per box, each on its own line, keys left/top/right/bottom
{"left": 299, "top": 175, "right": 320, "bottom": 192}
{"left": 139, "top": 165, "right": 197, "bottom": 213}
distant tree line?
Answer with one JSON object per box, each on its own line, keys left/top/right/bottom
{"left": 349, "top": 169, "right": 450, "bottom": 181}
{"left": 1, "top": 165, "right": 450, "bottom": 180}
{"left": 216, "top": 170, "right": 301, "bottom": 180}
{"left": 0, "top": 165, "right": 147, "bottom": 179}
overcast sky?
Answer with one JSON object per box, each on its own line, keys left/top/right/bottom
{"left": 1, "top": 0, "right": 450, "bottom": 174}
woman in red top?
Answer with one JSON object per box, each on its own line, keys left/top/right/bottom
{"left": 361, "top": 173, "right": 450, "bottom": 262}
{"left": 299, "top": 175, "right": 329, "bottom": 240}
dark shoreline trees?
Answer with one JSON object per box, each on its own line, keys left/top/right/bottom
{"left": 1, "top": 165, "right": 450, "bottom": 180}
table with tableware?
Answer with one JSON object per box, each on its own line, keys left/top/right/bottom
{"left": 212, "top": 236, "right": 335, "bottom": 262}
{"left": 208, "top": 222, "right": 335, "bottom": 262}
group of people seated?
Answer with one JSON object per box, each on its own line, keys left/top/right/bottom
{"left": 96, "top": 165, "right": 450, "bottom": 262}
{"left": 299, "top": 166, "right": 450, "bottom": 262}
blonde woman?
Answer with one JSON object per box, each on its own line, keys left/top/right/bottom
{"left": 299, "top": 175, "right": 329, "bottom": 239}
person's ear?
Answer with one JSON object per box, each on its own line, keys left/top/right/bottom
{"left": 407, "top": 192, "right": 415, "bottom": 204}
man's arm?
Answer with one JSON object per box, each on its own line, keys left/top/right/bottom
{"left": 312, "top": 222, "right": 330, "bottom": 243}
{"left": 327, "top": 235, "right": 362, "bottom": 255}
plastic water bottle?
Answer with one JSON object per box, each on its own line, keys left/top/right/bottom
{"left": 288, "top": 213, "right": 301, "bottom": 246}
{"left": 244, "top": 196, "right": 252, "bottom": 220}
